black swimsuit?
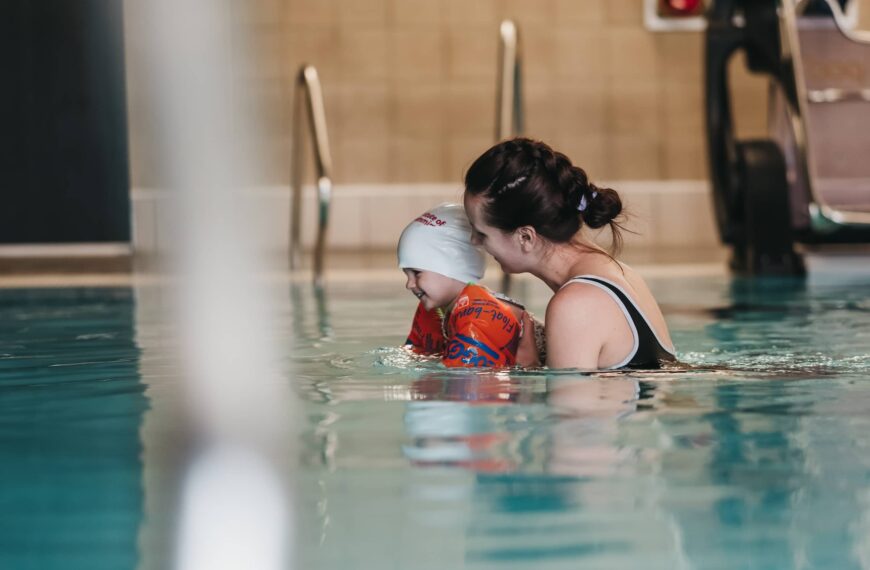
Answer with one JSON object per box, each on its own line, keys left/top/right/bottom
{"left": 561, "top": 275, "right": 676, "bottom": 369}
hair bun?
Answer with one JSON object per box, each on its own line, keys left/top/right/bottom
{"left": 581, "top": 185, "right": 622, "bottom": 229}
{"left": 464, "top": 137, "right": 628, "bottom": 253}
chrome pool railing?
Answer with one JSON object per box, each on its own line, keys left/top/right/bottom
{"left": 496, "top": 20, "right": 524, "bottom": 143}
{"left": 290, "top": 65, "right": 333, "bottom": 287}
{"left": 496, "top": 20, "right": 523, "bottom": 294}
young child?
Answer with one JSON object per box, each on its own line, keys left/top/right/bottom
{"left": 397, "top": 203, "right": 543, "bottom": 368}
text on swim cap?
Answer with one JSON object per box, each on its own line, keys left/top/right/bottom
{"left": 414, "top": 213, "right": 447, "bottom": 226}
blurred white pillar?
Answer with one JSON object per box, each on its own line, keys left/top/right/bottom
{"left": 126, "top": 1, "right": 295, "bottom": 569}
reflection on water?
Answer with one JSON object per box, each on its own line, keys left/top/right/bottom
{"left": 3, "top": 275, "right": 870, "bottom": 568}
{"left": 296, "top": 276, "right": 870, "bottom": 569}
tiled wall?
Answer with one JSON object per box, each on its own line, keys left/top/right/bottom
{"left": 124, "top": 0, "right": 869, "bottom": 254}
{"left": 126, "top": 0, "right": 775, "bottom": 189}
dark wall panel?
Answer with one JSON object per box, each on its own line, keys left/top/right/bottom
{"left": 0, "top": 0, "right": 131, "bottom": 244}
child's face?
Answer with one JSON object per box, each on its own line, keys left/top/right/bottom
{"left": 403, "top": 269, "right": 465, "bottom": 311}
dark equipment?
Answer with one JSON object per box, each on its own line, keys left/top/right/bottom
{"left": 705, "top": 0, "right": 870, "bottom": 275}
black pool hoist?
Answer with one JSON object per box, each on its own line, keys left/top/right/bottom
{"left": 705, "top": 0, "right": 870, "bottom": 276}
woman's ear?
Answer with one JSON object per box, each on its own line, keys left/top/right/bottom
{"left": 516, "top": 226, "right": 537, "bottom": 253}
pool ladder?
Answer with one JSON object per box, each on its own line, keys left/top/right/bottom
{"left": 496, "top": 20, "right": 524, "bottom": 294}
{"left": 290, "top": 65, "right": 333, "bottom": 287}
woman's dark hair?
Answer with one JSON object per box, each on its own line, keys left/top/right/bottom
{"left": 464, "top": 137, "right": 624, "bottom": 252}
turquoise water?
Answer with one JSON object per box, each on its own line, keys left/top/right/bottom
{"left": 3, "top": 275, "right": 870, "bottom": 568}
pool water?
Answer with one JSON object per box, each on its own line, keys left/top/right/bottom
{"left": 2, "top": 274, "right": 870, "bottom": 569}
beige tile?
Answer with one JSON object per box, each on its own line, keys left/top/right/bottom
{"left": 318, "top": 87, "right": 343, "bottom": 144}
{"left": 447, "top": 136, "right": 495, "bottom": 181}
{"left": 245, "top": 30, "right": 286, "bottom": 80}
{"left": 390, "top": 0, "right": 441, "bottom": 26}
{"left": 391, "top": 137, "right": 446, "bottom": 182}
{"left": 605, "top": 0, "right": 643, "bottom": 27}
{"left": 247, "top": 77, "right": 290, "bottom": 137}
{"left": 522, "top": 28, "right": 557, "bottom": 82}
{"left": 662, "top": 80, "right": 704, "bottom": 138}
{"left": 246, "top": 0, "right": 286, "bottom": 28}
{"left": 504, "top": 0, "right": 557, "bottom": 27}
{"left": 337, "top": 0, "right": 388, "bottom": 27}
{"left": 296, "top": 188, "right": 319, "bottom": 249}
{"left": 340, "top": 30, "right": 389, "bottom": 79}
{"left": 554, "top": 29, "right": 607, "bottom": 83}
{"left": 618, "top": 188, "right": 655, "bottom": 249}
{"left": 607, "top": 81, "right": 661, "bottom": 137}
{"left": 328, "top": 193, "right": 365, "bottom": 247}
{"left": 287, "top": 0, "right": 337, "bottom": 27}
{"left": 728, "top": 50, "right": 771, "bottom": 117}
{"left": 446, "top": 83, "right": 495, "bottom": 137}
{"left": 606, "top": 135, "right": 663, "bottom": 180}
{"left": 336, "top": 83, "right": 390, "bottom": 138}
{"left": 657, "top": 33, "right": 703, "bottom": 84}
{"left": 257, "top": 131, "right": 291, "bottom": 184}
{"left": 285, "top": 28, "right": 341, "bottom": 80}
{"left": 548, "top": 135, "right": 607, "bottom": 182}
{"left": 523, "top": 83, "right": 558, "bottom": 141}
{"left": 663, "top": 136, "right": 708, "bottom": 180}
{"left": 367, "top": 195, "right": 416, "bottom": 247}
{"left": 446, "top": 26, "right": 498, "bottom": 81}
{"left": 651, "top": 190, "right": 719, "bottom": 247}
{"left": 445, "top": 0, "right": 500, "bottom": 26}
{"left": 391, "top": 30, "right": 444, "bottom": 82}
{"left": 730, "top": 85, "right": 768, "bottom": 139}
{"left": 551, "top": 85, "right": 607, "bottom": 138}
{"left": 338, "top": 138, "right": 391, "bottom": 182}
{"left": 395, "top": 85, "right": 446, "bottom": 137}
{"left": 607, "top": 28, "right": 659, "bottom": 81}
{"left": 554, "top": 0, "right": 605, "bottom": 26}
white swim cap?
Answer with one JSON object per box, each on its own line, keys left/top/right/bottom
{"left": 397, "top": 203, "right": 486, "bottom": 284}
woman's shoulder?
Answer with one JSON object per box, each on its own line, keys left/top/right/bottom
{"left": 547, "top": 277, "right": 619, "bottom": 321}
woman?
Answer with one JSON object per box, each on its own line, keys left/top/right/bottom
{"left": 463, "top": 138, "right": 675, "bottom": 370}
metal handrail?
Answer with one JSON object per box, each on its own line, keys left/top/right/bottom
{"left": 777, "top": 0, "right": 870, "bottom": 228}
{"left": 290, "top": 65, "right": 333, "bottom": 286}
{"left": 495, "top": 20, "right": 523, "bottom": 293}
{"left": 496, "top": 20, "right": 524, "bottom": 142}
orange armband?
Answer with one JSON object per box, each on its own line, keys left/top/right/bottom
{"left": 442, "top": 285, "right": 521, "bottom": 368}
{"left": 405, "top": 302, "right": 446, "bottom": 355}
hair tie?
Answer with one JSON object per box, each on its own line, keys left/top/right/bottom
{"left": 577, "top": 191, "right": 598, "bottom": 212}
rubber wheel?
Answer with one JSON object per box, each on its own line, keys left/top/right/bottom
{"left": 734, "top": 140, "right": 805, "bottom": 276}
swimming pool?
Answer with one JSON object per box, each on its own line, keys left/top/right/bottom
{"left": 2, "top": 271, "right": 870, "bottom": 569}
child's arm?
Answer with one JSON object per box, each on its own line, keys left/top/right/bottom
{"left": 442, "top": 287, "right": 521, "bottom": 368}
{"left": 405, "top": 302, "right": 446, "bottom": 355}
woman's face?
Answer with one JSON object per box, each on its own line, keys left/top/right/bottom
{"left": 464, "top": 194, "right": 525, "bottom": 274}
